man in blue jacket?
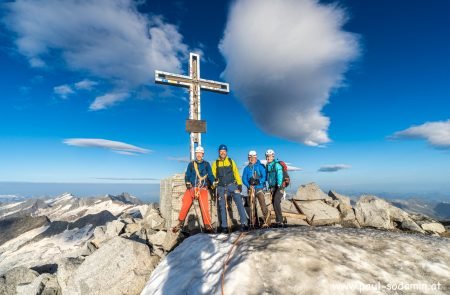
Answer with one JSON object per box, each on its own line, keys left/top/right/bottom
{"left": 265, "top": 149, "right": 285, "bottom": 227}
{"left": 242, "top": 150, "right": 268, "bottom": 227}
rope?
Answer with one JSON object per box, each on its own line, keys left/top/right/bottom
{"left": 221, "top": 231, "right": 247, "bottom": 295}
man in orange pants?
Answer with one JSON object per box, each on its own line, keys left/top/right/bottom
{"left": 172, "top": 146, "right": 216, "bottom": 233}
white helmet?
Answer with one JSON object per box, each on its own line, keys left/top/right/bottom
{"left": 248, "top": 150, "right": 257, "bottom": 157}
{"left": 265, "top": 149, "right": 275, "bottom": 156}
{"left": 195, "top": 146, "right": 205, "bottom": 153}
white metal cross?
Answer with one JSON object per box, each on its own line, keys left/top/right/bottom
{"left": 155, "top": 53, "right": 230, "bottom": 160}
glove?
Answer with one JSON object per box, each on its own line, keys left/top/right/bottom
{"left": 237, "top": 185, "right": 242, "bottom": 193}
{"left": 186, "top": 182, "right": 192, "bottom": 189}
{"left": 249, "top": 178, "right": 260, "bottom": 186}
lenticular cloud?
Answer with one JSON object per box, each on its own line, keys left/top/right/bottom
{"left": 220, "top": 0, "right": 359, "bottom": 146}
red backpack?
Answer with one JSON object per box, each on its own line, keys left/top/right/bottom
{"left": 276, "top": 160, "right": 291, "bottom": 187}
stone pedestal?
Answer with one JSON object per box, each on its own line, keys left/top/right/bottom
{"left": 160, "top": 174, "right": 219, "bottom": 231}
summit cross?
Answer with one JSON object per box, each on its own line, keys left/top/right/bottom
{"left": 155, "top": 53, "right": 230, "bottom": 160}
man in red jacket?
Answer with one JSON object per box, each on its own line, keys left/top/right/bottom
{"left": 172, "top": 146, "right": 215, "bottom": 233}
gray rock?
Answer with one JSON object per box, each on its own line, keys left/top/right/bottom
{"left": 147, "top": 230, "right": 166, "bottom": 247}
{"left": 65, "top": 237, "right": 157, "bottom": 295}
{"left": 0, "top": 267, "right": 39, "bottom": 295}
{"left": 142, "top": 208, "right": 166, "bottom": 230}
{"left": 294, "top": 183, "right": 329, "bottom": 201}
{"left": 91, "top": 220, "right": 125, "bottom": 248}
{"left": 105, "top": 220, "right": 125, "bottom": 237}
{"left": 355, "top": 195, "right": 393, "bottom": 229}
{"left": 16, "top": 273, "right": 61, "bottom": 295}
{"left": 401, "top": 219, "right": 425, "bottom": 233}
{"left": 162, "top": 230, "right": 184, "bottom": 252}
{"left": 280, "top": 199, "right": 301, "bottom": 214}
{"left": 55, "top": 257, "right": 84, "bottom": 291}
{"left": 328, "top": 191, "right": 356, "bottom": 222}
{"left": 421, "top": 222, "right": 446, "bottom": 234}
{"left": 297, "top": 200, "right": 341, "bottom": 226}
{"left": 355, "top": 195, "right": 426, "bottom": 233}
{"left": 124, "top": 222, "right": 141, "bottom": 235}
{"left": 152, "top": 247, "right": 166, "bottom": 259}
{"left": 328, "top": 191, "right": 352, "bottom": 207}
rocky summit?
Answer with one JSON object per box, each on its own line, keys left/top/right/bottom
{"left": 0, "top": 184, "right": 449, "bottom": 295}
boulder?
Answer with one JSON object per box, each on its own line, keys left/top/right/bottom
{"left": 400, "top": 219, "right": 425, "bottom": 233}
{"left": 355, "top": 195, "right": 425, "bottom": 232}
{"left": 142, "top": 208, "right": 166, "bottom": 230}
{"left": 162, "top": 230, "right": 184, "bottom": 252}
{"left": 55, "top": 257, "right": 84, "bottom": 291}
{"left": 0, "top": 267, "right": 39, "bottom": 295}
{"left": 65, "top": 237, "right": 157, "bottom": 295}
{"left": 294, "top": 183, "right": 330, "bottom": 201}
{"left": 124, "top": 222, "right": 141, "bottom": 235}
{"left": 297, "top": 200, "right": 340, "bottom": 226}
{"left": 105, "top": 220, "right": 125, "bottom": 237}
{"left": 147, "top": 230, "right": 167, "bottom": 247}
{"left": 355, "top": 195, "right": 394, "bottom": 229}
{"left": 16, "top": 273, "right": 61, "bottom": 295}
{"left": 91, "top": 220, "right": 125, "bottom": 248}
{"left": 328, "top": 191, "right": 357, "bottom": 224}
{"left": 280, "top": 199, "right": 301, "bottom": 214}
{"left": 421, "top": 222, "right": 446, "bottom": 234}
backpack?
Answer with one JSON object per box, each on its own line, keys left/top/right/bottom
{"left": 276, "top": 160, "right": 290, "bottom": 187}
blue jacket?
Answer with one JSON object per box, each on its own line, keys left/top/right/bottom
{"left": 266, "top": 160, "right": 284, "bottom": 188}
{"left": 242, "top": 160, "right": 266, "bottom": 189}
{"left": 185, "top": 160, "right": 215, "bottom": 187}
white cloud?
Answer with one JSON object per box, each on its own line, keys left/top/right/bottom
{"left": 75, "top": 79, "right": 98, "bottom": 91}
{"left": 53, "top": 84, "right": 74, "bottom": 99}
{"left": 219, "top": 0, "right": 359, "bottom": 146}
{"left": 89, "top": 92, "right": 129, "bottom": 111}
{"left": 63, "top": 138, "right": 151, "bottom": 155}
{"left": 318, "top": 164, "right": 351, "bottom": 172}
{"left": 3, "top": 0, "right": 189, "bottom": 109}
{"left": 168, "top": 156, "right": 190, "bottom": 163}
{"left": 391, "top": 120, "right": 450, "bottom": 149}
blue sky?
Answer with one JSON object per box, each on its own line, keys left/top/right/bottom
{"left": 1, "top": 0, "right": 450, "bottom": 199}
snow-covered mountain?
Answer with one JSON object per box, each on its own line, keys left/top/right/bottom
{"left": 0, "top": 193, "right": 146, "bottom": 275}
{"left": 142, "top": 227, "right": 450, "bottom": 295}
{"left": 1, "top": 184, "right": 449, "bottom": 294}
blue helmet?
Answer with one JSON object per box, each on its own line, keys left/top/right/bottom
{"left": 218, "top": 144, "right": 228, "bottom": 152}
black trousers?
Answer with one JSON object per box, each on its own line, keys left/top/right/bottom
{"left": 271, "top": 187, "right": 283, "bottom": 223}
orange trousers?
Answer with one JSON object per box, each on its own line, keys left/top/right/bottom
{"left": 178, "top": 187, "right": 211, "bottom": 226}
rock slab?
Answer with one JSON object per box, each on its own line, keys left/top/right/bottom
{"left": 65, "top": 236, "right": 157, "bottom": 295}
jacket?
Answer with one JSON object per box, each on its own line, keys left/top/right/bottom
{"left": 211, "top": 157, "right": 242, "bottom": 186}
{"left": 242, "top": 160, "right": 266, "bottom": 189}
{"left": 266, "top": 160, "right": 283, "bottom": 188}
{"left": 185, "top": 160, "right": 215, "bottom": 187}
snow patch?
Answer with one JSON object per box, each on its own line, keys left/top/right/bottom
{"left": 142, "top": 228, "right": 450, "bottom": 295}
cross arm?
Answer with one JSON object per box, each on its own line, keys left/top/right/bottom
{"left": 155, "top": 70, "right": 192, "bottom": 89}
{"left": 199, "top": 78, "right": 230, "bottom": 94}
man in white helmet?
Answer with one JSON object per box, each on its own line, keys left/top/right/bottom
{"left": 265, "top": 149, "right": 285, "bottom": 227}
{"left": 242, "top": 150, "right": 268, "bottom": 227}
{"left": 172, "top": 146, "right": 215, "bottom": 233}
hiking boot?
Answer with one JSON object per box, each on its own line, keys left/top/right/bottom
{"left": 204, "top": 224, "right": 214, "bottom": 233}
{"left": 240, "top": 224, "right": 249, "bottom": 232}
{"left": 272, "top": 222, "right": 282, "bottom": 228}
{"left": 217, "top": 227, "right": 228, "bottom": 234}
{"left": 172, "top": 221, "right": 184, "bottom": 233}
